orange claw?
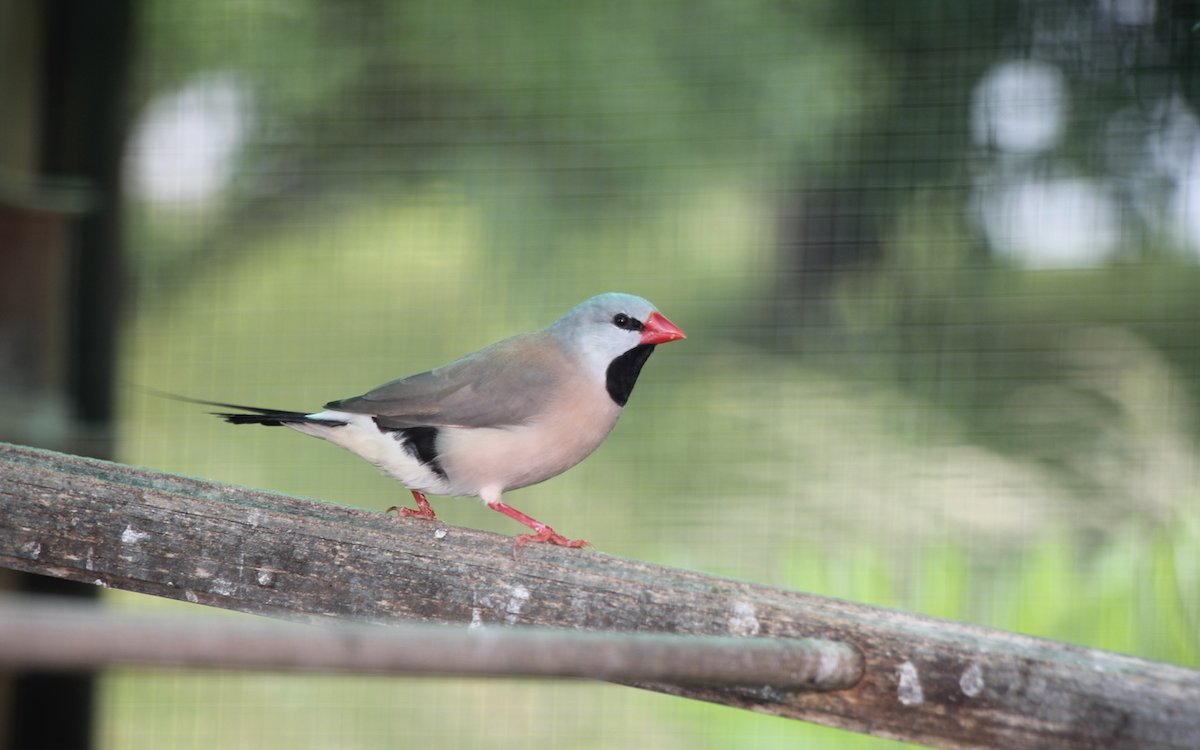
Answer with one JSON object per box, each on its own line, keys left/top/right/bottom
{"left": 487, "top": 500, "right": 589, "bottom": 554}
{"left": 387, "top": 490, "right": 438, "bottom": 520}
{"left": 514, "top": 528, "right": 590, "bottom": 550}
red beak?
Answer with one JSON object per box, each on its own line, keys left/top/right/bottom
{"left": 640, "top": 311, "right": 686, "bottom": 345}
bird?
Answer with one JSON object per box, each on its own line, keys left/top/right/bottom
{"left": 191, "top": 293, "right": 685, "bottom": 550}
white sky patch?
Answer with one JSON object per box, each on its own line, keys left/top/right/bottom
{"left": 1170, "top": 149, "right": 1200, "bottom": 258}
{"left": 1099, "top": 0, "right": 1156, "bottom": 25}
{"left": 981, "top": 176, "right": 1122, "bottom": 268}
{"left": 126, "top": 72, "right": 254, "bottom": 207}
{"left": 1147, "top": 99, "right": 1200, "bottom": 257}
{"left": 972, "top": 59, "right": 1066, "bottom": 154}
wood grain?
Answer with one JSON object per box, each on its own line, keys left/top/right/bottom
{"left": 1, "top": 442, "right": 1197, "bottom": 749}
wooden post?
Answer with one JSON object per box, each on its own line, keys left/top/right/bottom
{"left": 1, "top": 442, "right": 1198, "bottom": 749}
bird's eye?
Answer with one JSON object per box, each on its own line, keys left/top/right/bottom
{"left": 612, "top": 313, "right": 643, "bottom": 331}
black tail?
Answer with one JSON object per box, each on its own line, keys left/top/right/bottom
{"left": 216, "top": 408, "right": 340, "bottom": 427}
{"left": 146, "top": 389, "right": 347, "bottom": 427}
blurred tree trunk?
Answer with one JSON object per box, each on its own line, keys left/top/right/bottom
{"left": 770, "top": 1, "right": 1016, "bottom": 346}
{"left": 0, "top": 1, "right": 135, "bottom": 749}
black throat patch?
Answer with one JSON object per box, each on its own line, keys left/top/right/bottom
{"left": 376, "top": 421, "right": 447, "bottom": 480}
{"left": 605, "top": 344, "right": 656, "bottom": 407}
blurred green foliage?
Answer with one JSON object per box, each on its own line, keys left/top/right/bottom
{"left": 132, "top": 0, "right": 865, "bottom": 262}
{"left": 110, "top": 1, "right": 1199, "bottom": 748}
{"left": 113, "top": 187, "right": 1199, "bottom": 749}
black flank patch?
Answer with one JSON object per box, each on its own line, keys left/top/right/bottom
{"left": 376, "top": 421, "right": 447, "bottom": 480}
{"left": 605, "top": 344, "right": 656, "bottom": 407}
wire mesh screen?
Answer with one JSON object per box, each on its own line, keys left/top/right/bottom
{"left": 110, "top": 1, "right": 1199, "bottom": 748}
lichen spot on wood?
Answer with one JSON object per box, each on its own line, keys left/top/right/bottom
{"left": 121, "top": 525, "right": 149, "bottom": 544}
{"left": 727, "top": 600, "right": 761, "bottom": 636}
{"left": 211, "top": 579, "right": 236, "bottom": 596}
{"left": 898, "top": 660, "right": 924, "bottom": 706}
{"left": 505, "top": 585, "right": 531, "bottom": 624}
{"left": 960, "top": 662, "right": 984, "bottom": 697}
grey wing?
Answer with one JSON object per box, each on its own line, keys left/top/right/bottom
{"left": 325, "top": 334, "right": 564, "bottom": 429}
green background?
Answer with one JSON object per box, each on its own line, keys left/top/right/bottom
{"left": 106, "top": 2, "right": 1200, "bottom": 747}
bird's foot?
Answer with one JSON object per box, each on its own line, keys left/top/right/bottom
{"left": 387, "top": 490, "right": 438, "bottom": 520}
{"left": 514, "top": 527, "right": 590, "bottom": 550}
{"left": 486, "top": 500, "right": 588, "bottom": 554}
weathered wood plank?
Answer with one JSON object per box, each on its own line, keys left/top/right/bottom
{"left": 1, "top": 442, "right": 1198, "bottom": 749}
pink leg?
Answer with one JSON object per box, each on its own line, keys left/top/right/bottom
{"left": 387, "top": 490, "right": 438, "bottom": 520}
{"left": 487, "top": 501, "right": 589, "bottom": 550}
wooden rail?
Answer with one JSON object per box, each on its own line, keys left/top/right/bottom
{"left": 0, "top": 597, "right": 860, "bottom": 689}
{"left": 2, "top": 442, "right": 1198, "bottom": 749}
